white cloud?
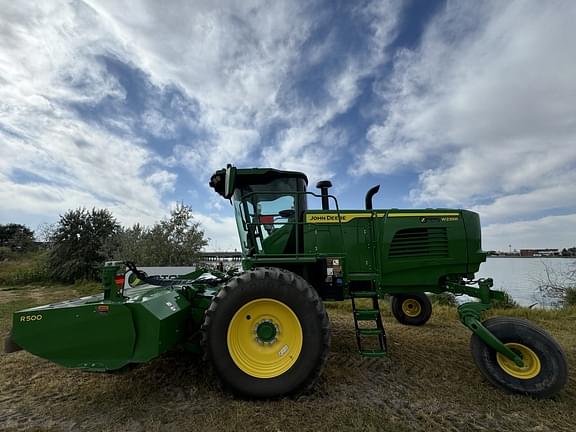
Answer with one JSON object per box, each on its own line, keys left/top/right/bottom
{"left": 9, "top": 1, "right": 572, "bottom": 253}
{"left": 267, "top": 3, "right": 399, "bottom": 176}
{"left": 262, "top": 126, "right": 349, "bottom": 184}
{"left": 483, "top": 214, "right": 576, "bottom": 251}
{"left": 0, "top": 1, "right": 173, "bottom": 227}
{"left": 354, "top": 1, "right": 576, "bottom": 248}
{"left": 194, "top": 212, "right": 240, "bottom": 251}
{"left": 5, "top": 0, "right": 403, "bottom": 246}
{"left": 0, "top": 119, "right": 168, "bottom": 226}
{"left": 85, "top": 0, "right": 402, "bottom": 180}
{"left": 146, "top": 170, "right": 177, "bottom": 193}
{"left": 0, "top": 0, "right": 291, "bottom": 232}
{"left": 82, "top": 0, "right": 314, "bottom": 175}
{"left": 141, "top": 109, "right": 178, "bottom": 139}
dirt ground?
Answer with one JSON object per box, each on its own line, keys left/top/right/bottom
{"left": 1, "top": 285, "right": 575, "bottom": 432}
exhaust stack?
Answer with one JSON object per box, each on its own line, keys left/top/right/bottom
{"left": 365, "top": 185, "right": 380, "bottom": 210}
{"left": 316, "top": 180, "right": 333, "bottom": 210}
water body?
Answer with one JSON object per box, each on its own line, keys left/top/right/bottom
{"left": 139, "top": 259, "right": 576, "bottom": 307}
{"left": 477, "top": 258, "right": 576, "bottom": 307}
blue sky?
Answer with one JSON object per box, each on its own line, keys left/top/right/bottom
{"left": 1, "top": 0, "right": 575, "bottom": 251}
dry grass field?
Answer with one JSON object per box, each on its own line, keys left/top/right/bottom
{"left": 1, "top": 284, "right": 575, "bottom": 432}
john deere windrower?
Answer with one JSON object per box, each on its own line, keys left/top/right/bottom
{"left": 5, "top": 165, "right": 568, "bottom": 398}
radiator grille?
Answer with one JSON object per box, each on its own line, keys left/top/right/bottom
{"left": 388, "top": 227, "right": 449, "bottom": 258}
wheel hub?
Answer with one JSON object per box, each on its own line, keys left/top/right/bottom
{"left": 401, "top": 299, "right": 422, "bottom": 317}
{"left": 255, "top": 319, "right": 279, "bottom": 344}
{"left": 496, "top": 343, "right": 541, "bottom": 380}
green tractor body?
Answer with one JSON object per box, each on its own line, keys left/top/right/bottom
{"left": 214, "top": 166, "right": 484, "bottom": 296}
{"left": 5, "top": 165, "right": 568, "bottom": 399}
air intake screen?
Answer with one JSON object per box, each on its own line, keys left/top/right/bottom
{"left": 389, "top": 227, "right": 448, "bottom": 258}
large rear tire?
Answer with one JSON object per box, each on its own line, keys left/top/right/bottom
{"left": 202, "top": 267, "right": 331, "bottom": 398}
{"left": 390, "top": 293, "right": 432, "bottom": 326}
{"left": 470, "top": 317, "right": 568, "bottom": 398}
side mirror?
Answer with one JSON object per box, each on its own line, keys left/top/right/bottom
{"left": 209, "top": 165, "right": 237, "bottom": 199}
{"left": 224, "top": 165, "right": 237, "bottom": 199}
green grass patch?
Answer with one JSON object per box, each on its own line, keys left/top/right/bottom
{"left": 0, "top": 287, "right": 575, "bottom": 431}
{"left": 1, "top": 299, "right": 574, "bottom": 432}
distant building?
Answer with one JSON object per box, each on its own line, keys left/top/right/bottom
{"left": 519, "top": 249, "right": 560, "bottom": 257}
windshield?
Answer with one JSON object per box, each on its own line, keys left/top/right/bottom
{"left": 233, "top": 177, "right": 306, "bottom": 255}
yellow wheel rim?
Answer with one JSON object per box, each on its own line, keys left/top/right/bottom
{"left": 496, "top": 343, "right": 541, "bottom": 380}
{"left": 227, "top": 298, "right": 303, "bottom": 379}
{"left": 401, "top": 299, "right": 422, "bottom": 317}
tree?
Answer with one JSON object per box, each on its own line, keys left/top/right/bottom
{"left": 115, "top": 203, "right": 207, "bottom": 266}
{"left": 35, "top": 222, "right": 56, "bottom": 244}
{"left": 48, "top": 208, "right": 120, "bottom": 282}
{"left": 112, "top": 223, "right": 148, "bottom": 265}
{"left": 0, "top": 223, "right": 35, "bottom": 252}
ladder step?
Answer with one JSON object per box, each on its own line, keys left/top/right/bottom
{"left": 351, "top": 287, "right": 387, "bottom": 355}
{"left": 357, "top": 328, "right": 383, "bottom": 336}
{"left": 350, "top": 290, "right": 378, "bottom": 298}
{"left": 360, "top": 350, "right": 387, "bottom": 358}
{"left": 354, "top": 309, "right": 380, "bottom": 320}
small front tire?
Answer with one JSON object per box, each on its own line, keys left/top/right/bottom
{"left": 470, "top": 317, "right": 568, "bottom": 398}
{"left": 390, "top": 293, "right": 432, "bottom": 326}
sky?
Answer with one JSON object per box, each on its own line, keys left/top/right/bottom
{"left": 1, "top": 0, "right": 575, "bottom": 252}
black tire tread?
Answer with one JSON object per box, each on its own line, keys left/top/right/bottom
{"left": 200, "top": 267, "right": 331, "bottom": 398}
{"left": 470, "top": 316, "right": 568, "bottom": 399}
{"left": 390, "top": 293, "right": 432, "bottom": 326}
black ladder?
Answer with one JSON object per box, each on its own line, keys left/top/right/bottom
{"left": 350, "top": 289, "right": 387, "bottom": 357}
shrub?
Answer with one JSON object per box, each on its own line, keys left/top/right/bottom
{"left": 48, "top": 208, "right": 120, "bottom": 282}
{"left": 114, "top": 203, "right": 207, "bottom": 266}
{"left": 564, "top": 287, "right": 576, "bottom": 307}
{"left": 0, "top": 246, "right": 16, "bottom": 261}
{"left": 491, "top": 290, "right": 519, "bottom": 309}
{"left": 0, "top": 223, "right": 35, "bottom": 252}
{"left": 535, "top": 262, "right": 576, "bottom": 308}
{"left": 430, "top": 292, "right": 457, "bottom": 306}
{"left": 0, "top": 251, "right": 49, "bottom": 286}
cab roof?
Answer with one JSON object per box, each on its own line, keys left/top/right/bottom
{"left": 209, "top": 166, "right": 308, "bottom": 198}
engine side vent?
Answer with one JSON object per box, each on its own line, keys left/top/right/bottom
{"left": 389, "top": 227, "right": 449, "bottom": 258}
